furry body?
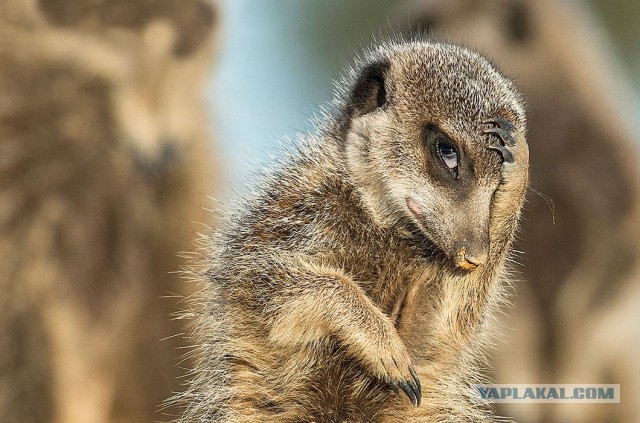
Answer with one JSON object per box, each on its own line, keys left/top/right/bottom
{"left": 176, "top": 41, "right": 529, "bottom": 422}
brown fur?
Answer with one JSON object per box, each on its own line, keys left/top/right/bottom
{"left": 173, "top": 40, "right": 529, "bottom": 422}
{"left": 0, "top": 1, "right": 217, "bottom": 422}
{"left": 404, "top": 0, "right": 640, "bottom": 421}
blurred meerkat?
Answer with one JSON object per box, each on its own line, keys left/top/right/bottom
{"left": 173, "top": 40, "right": 529, "bottom": 422}
{"left": 0, "top": 1, "right": 217, "bottom": 422}
{"left": 404, "top": 0, "right": 640, "bottom": 421}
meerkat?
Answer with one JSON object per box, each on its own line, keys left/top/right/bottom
{"left": 0, "top": 1, "right": 217, "bottom": 422}
{"left": 173, "top": 40, "right": 529, "bottom": 422}
{"left": 403, "top": 1, "right": 640, "bottom": 421}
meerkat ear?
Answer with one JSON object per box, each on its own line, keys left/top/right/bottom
{"left": 347, "top": 60, "right": 390, "bottom": 117}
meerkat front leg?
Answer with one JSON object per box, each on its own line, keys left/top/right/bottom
{"left": 268, "top": 262, "right": 422, "bottom": 406}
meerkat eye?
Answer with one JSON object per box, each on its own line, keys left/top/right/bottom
{"left": 437, "top": 142, "right": 459, "bottom": 175}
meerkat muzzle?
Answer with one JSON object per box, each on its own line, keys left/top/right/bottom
{"left": 455, "top": 247, "right": 485, "bottom": 270}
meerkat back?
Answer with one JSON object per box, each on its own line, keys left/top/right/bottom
{"left": 173, "top": 40, "right": 529, "bottom": 422}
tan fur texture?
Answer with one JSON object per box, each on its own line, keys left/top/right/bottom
{"left": 404, "top": 0, "right": 640, "bottom": 421}
{"left": 173, "top": 40, "right": 529, "bottom": 422}
{"left": 0, "top": 1, "right": 217, "bottom": 422}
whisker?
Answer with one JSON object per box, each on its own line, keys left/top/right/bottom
{"left": 528, "top": 186, "right": 555, "bottom": 224}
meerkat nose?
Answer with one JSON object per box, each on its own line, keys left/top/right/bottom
{"left": 467, "top": 254, "right": 485, "bottom": 266}
{"left": 455, "top": 247, "right": 486, "bottom": 270}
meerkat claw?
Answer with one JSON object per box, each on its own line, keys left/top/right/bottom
{"left": 387, "top": 377, "right": 400, "bottom": 396}
{"left": 397, "top": 379, "right": 419, "bottom": 406}
{"left": 385, "top": 358, "right": 421, "bottom": 406}
{"left": 488, "top": 143, "right": 515, "bottom": 163}
{"left": 483, "top": 117, "right": 516, "bottom": 133}
{"left": 483, "top": 117, "right": 518, "bottom": 163}
{"left": 409, "top": 366, "right": 422, "bottom": 404}
{"left": 483, "top": 127, "right": 516, "bottom": 147}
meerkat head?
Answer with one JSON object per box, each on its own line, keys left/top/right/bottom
{"left": 341, "top": 41, "right": 525, "bottom": 271}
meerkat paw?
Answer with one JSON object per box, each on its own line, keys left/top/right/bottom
{"left": 365, "top": 336, "right": 422, "bottom": 406}
{"left": 483, "top": 117, "right": 517, "bottom": 163}
{"left": 483, "top": 117, "right": 529, "bottom": 182}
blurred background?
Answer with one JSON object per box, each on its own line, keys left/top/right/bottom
{"left": 1, "top": 0, "right": 639, "bottom": 422}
